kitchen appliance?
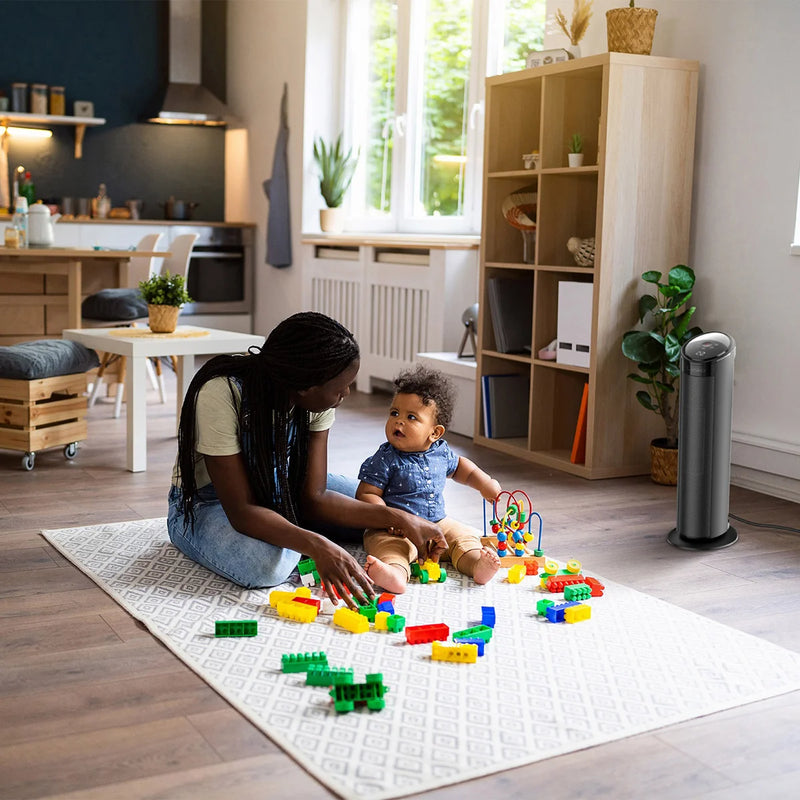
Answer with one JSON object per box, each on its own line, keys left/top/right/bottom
{"left": 668, "top": 332, "right": 738, "bottom": 551}
{"left": 162, "top": 197, "right": 199, "bottom": 220}
{"left": 28, "top": 205, "right": 61, "bottom": 246}
{"left": 172, "top": 225, "right": 253, "bottom": 317}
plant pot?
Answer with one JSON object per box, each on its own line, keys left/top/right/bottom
{"left": 606, "top": 7, "right": 658, "bottom": 55}
{"left": 650, "top": 438, "right": 677, "bottom": 485}
{"left": 568, "top": 153, "right": 584, "bottom": 168}
{"left": 320, "top": 207, "right": 344, "bottom": 233}
{"left": 148, "top": 304, "right": 180, "bottom": 334}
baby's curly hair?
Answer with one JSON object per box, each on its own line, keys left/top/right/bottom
{"left": 393, "top": 364, "right": 455, "bottom": 430}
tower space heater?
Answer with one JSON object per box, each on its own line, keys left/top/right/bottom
{"left": 668, "top": 332, "right": 738, "bottom": 550}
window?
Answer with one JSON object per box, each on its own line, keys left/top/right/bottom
{"left": 343, "top": 0, "right": 545, "bottom": 234}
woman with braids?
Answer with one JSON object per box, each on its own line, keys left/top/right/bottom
{"left": 167, "top": 311, "right": 447, "bottom": 607}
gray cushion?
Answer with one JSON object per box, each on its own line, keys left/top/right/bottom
{"left": 81, "top": 288, "right": 148, "bottom": 321}
{"left": 0, "top": 340, "right": 100, "bottom": 380}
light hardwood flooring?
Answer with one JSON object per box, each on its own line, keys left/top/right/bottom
{"left": 1, "top": 374, "right": 799, "bottom": 800}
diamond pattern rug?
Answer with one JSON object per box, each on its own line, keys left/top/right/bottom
{"left": 41, "top": 518, "right": 800, "bottom": 800}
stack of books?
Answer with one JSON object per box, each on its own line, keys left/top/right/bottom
{"left": 487, "top": 275, "right": 533, "bottom": 354}
{"left": 481, "top": 373, "right": 530, "bottom": 438}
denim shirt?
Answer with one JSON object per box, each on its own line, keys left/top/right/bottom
{"left": 358, "top": 439, "right": 459, "bottom": 522}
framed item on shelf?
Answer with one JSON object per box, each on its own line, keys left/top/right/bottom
{"left": 73, "top": 100, "right": 94, "bottom": 117}
{"left": 525, "top": 48, "right": 571, "bottom": 69}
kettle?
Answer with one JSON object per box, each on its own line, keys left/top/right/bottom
{"left": 28, "top": 203, "right": 61, "bottom": 246}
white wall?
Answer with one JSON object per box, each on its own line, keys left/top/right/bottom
{"left": 228, "top": 0, "right": 800, "bottom": 501}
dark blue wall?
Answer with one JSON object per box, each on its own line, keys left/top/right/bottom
{"left": 1, "top": 0, "right": 226, "bottom": 221}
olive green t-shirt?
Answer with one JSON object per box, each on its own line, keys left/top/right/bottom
{"left": 171, "top": 376, "right": 335, "bottom": 488}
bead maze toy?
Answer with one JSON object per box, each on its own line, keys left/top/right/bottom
{"left": 483, "top": 490, "right": 545, "bottom": 568}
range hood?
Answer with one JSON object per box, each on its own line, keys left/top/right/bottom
{"left": 148, "top": 0, "right": 230, "bottom": 127}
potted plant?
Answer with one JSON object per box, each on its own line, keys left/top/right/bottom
{"left": 554, "top": 0, "right": 593, "bottom": 59}
{"left": 621, "top": 265, "right": 702, "bottom": 484}
{"left": 568, "top": 133, "right": 584, "bottom": 167}
{"left": 606, "top": 1, "right": 658, "bottom": 55}
{"left": 138, "top": 271, "right": 191, "bottom": 333}
{"left": 313, "top": 134, "right": 359, "bottom": 233}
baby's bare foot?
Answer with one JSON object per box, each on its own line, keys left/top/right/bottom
{"left": 365, "top": 555, "right": 408, "bottom": 594}
{"left": 471, "top": 547, "right": 501, "bottom": 585}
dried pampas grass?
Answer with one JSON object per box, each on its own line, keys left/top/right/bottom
{"left": 555, "top": 0, "right": 593, "bottom": 46}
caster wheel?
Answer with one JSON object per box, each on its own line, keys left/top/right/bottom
{"left": 22, "top": 452, "right": 35, "bottom": 471}
{"left": 64, "top": 442, "right": 78, "bottom": 459}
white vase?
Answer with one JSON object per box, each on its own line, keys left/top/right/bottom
{"left": 320, "top": 207, "right": 344, "bottom": 233}
{"left": 568, "top": 152, "right": 585, "bottom": 168}
{"left": 567, "top": 44, "right": 581, "bottom": 59}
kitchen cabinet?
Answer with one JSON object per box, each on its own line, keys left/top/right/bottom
{"left": 0, "top": 111, "right": 106, "bottom": 158}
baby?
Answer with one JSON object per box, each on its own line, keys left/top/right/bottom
{"left": 356, "top": 364, "right": 502, "bottom": 593}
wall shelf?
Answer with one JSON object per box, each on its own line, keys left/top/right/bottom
{"left": 0, "top": 111, "right": 106, "bottom": 158}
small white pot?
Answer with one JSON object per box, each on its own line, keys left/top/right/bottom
{"left": 568, "top": 152, "right": 584, "bottom": 168}
{"left": 320, "top": 207, "right": 344, "bottom": 233}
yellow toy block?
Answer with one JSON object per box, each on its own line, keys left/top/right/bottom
{"left": 431, "top": 641, "right": 478, "bottom": 663}
{"left": 277, "top": 599, "right": 317, "bottom": 623}
{"left": 507, "top": 564, "right": 526, "bottom": 583}
{"left": 374, "top": 611, "right": 390, "bottom": 631}
{"left": 564, "top": 604, "right": 591, "bottom": 623}
{"left": 269, "top": 586, "right": 311, "bottom": 608}
{"left": 421, "top": 559, "right": 441, "bottom": 581}
{"left": 333, "top": 606, "right": 369, "bottom": 634}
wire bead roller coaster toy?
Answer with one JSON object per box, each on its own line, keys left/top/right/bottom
{"left": 482, "top": 490, "right": 545, "bottom": 568}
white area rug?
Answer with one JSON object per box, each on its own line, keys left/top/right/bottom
{"left": 42, "top": 518, "right": 800, "bottom": 800}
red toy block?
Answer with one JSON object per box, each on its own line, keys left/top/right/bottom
{"left": 293, "top": 596, "right": 322, "bottom": 610}
{"left": 544, "top": 574, "right": 585, "bottom": 592}
{"left": 405, "top": 623, "right": 449, "bottom": 644}
{"left": 585, "top": 576, "right": 605, "bottom": 597}
{"left": 378, "top": 592, "right": 395, "bottom": 604}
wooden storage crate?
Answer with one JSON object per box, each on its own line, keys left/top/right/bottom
{"left": 0, "top": 372, "right": 88, "bottom": 470}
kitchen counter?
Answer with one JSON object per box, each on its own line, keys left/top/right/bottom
{"left": 57, "top": 219, "right": 256, "bottom": 228}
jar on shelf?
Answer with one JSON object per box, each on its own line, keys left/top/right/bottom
{"left": 31, "top": 84, "right": 48, "bottom": 115}
{"left": 11, "top": 82, "right": 28, "bottom": 113}
{"left": 49, "top": 86, "right": 65, "bottom": 116}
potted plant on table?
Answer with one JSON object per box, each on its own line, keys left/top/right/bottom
{"left": 313, "top": 134, "right": 359, "bottom": 234}
{"left": 621, "top": 265, "right": 702, "bottom": 484}
{"left": 138, "top": 271, "right": 191, "bottom": 334}
{"left": 567, "top": 133, "right": 584, "bottom": 167}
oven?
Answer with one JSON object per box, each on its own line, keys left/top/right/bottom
{"left": 170, "top": 225, "right": 254, "bottom": 317}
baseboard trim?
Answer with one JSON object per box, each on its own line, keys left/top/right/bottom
{"left": 731, "top": 432, "right": 800, "bottom": 503}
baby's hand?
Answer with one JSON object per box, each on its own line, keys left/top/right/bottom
{"left": 481, "top": 479, "right": 502, "bottom": 502}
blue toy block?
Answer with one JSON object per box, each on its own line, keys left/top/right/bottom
{"left": 481, "top": 606, "right": 496, "bottom": 628}
{"left": 545, "top": 601, "right": 581, "bottom": 624}
{"left": 455, "top": 637, "right": 485, "bottom": 656}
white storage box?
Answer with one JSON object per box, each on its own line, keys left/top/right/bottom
{"left": 556, "top": 281, "right": 593, "bottom": 368}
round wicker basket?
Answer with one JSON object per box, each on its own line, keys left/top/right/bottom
{"left": 147, "top": 304, "right": 180, "bottom": 334}
{"left": 650, "top": 439, "right": 678, "bottom": 486}
{"left": 606, "top": 8, "right": 658, "bottom": 55}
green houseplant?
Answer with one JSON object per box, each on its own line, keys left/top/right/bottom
{"left": 138, "top": 271, "right": 191, "bottom": 333}
{"left": 313, "top": 134, "right": 359, "bottom": 233}
{"left": 621, "top": 264, "right": 702, "bottom": 482}
{"left": 567, "top": 133, "right": 584, "bottom": 167}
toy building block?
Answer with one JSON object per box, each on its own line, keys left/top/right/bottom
{"left": 386, "top": 614, "right": 406, "bottom": 633}
{"left": 507, "top": 564, "right": 526, "bottom": 583}
{"left": 306, "top": 664, "right": 354, "bottom": 686}
{"left": 585, "top": 576, "right": 605, "bottom": 597}
{"left": 545, "top": 601, "right": 581, "bottom": 624}
{"left": 543, "top": 574, "right": 586, "bottom": 592}
{"left": 405, "top": 623, "right": 449, "bottom": 644}
{"left": 320, "top": 597, "right": 339, "bottom": 614}
{"left": 565, "top": 559, "right": 582, "bottom": 574}
{"left": 215, "top": 619, "right": 257, "bottom": 637}
{"left": 281, "top": 651, "right": 328, "bottom": 673}
{"left": 452, "top": 624, "right": 493, "bottom": 643}
{"left": 269, "top": 586, "right": 311, "bottom": 608}
{"left": 564, "top": 604, "right": 592, "bottom": 623}
{"left": 378, "top": 592, "right": 395, "bottom": 604}
{"left": 374, "top": 611, "right": 390, "bottom": 630}
{"left": 524, "top": 559, "right": 541, "bottom": 575}
{"left": 564, "top": 583, "right": 592, "bottom": 601}
{"left": 481, "top": 606, "right": 496, "bottom": 628}
{"left": 297, "top": 557, "right": 320, "bottom": 585}
{"left": 455, "top": 637, "right": 486, "bottom": 656}
{"left": 536, "top": 598, "right": 555, "bottom": 616}
{"left": 432, "top": 641, "right": 478, "bottom": 663}
{"left": 293, "top": 596, "right": 322, "bottom": 610}
{"left": 329, "top": 672, "right": 389, "bottom": 713}
{"left": 277, "top": 599, "right": 318, "bottom": 623}
{"left": 541, "top": 560, "right": 560, "bottom": 576}
{"left": 421, "top": 559, "right": 441, "bottom": 582}
{"left": 333, "top": 606, "right": 370, "bottom": 634}
{"left": 377, "top": 600, "right": 395, "bottom": 614}
{"left": 358, "top": 605, "right": 377, "bottom": 623}
{"left": 299, "top": 571, "right": 316, "bottom": 588}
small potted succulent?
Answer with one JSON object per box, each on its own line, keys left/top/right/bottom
{"left": 313, "top": 134, "right": 359, "bottom": 233}
{"left": 621, "top": 264, "right": 702, "bottom": 484}
{"left": 138, "top": 271, "right": 191, "bottom": 333}
{"left": 568, "top": 133, "right": 584, "bottom": 167}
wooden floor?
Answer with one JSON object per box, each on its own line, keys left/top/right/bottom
{"left": 1, "top": 375, "right": 799, "bottom": 800}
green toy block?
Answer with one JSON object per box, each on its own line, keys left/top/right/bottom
{"left": 281, "top": 651, "right": 328, "bottom": 673}
{"left": 215, "top": 619, "right": 257, "bottom": 637}
{"left": 329, "top": 672, "right": 389, "bottom": 713}
{"left": 564, "top": 583, "right": 592, "bottom": 601}
{"left": 386, "top": 614, "right": 406, "bottom": 632}
{"left": 306, "top": 665, "right": 354, "bottom": 686}
{"left": 358, "top": 605, "right": 377, "bottom": 622}
{"left": 297, "top": 557, "right": 317, "bottom": 575}
{"left": 452, "top": 624, "right": 493, "bottom": 643}
{"left": 536, "top": 598, "right": 555, "bottom": 616}
{"left": 411, "top": 562, "right": 422, "bottom": 578}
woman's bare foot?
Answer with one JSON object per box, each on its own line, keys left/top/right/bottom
{"left": 461, "top": 547, "right": 501, "bottom": 585}
{"left": 365, "top": 555, "right": 408, "bottom": 594}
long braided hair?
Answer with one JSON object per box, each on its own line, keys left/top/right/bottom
{"left": 175, "top": 312, "right": 359, "bottom": 527}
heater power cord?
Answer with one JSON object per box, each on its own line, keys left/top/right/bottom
{"left": 729, "top": 513, "right": 800, "bottom": 536}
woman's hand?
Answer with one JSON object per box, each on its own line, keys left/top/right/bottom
{"left": 389, "top": 512, "right": 448, "bottom": 564}
{"left": 309, "top": 538, "right": 375, "bottom": 609}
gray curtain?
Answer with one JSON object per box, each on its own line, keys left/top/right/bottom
{"left": 262, "top": 83, "right": 292, "bottom": 268}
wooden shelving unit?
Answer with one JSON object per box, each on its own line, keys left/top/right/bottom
{"left": 475, "top": 53, "right": 699, "bottom": 479}
{"left": 0, "top": 111, "right": 106, "bottom": 158}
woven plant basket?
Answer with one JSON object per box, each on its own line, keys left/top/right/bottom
{"left": 650, "top": 438, "right": 678, "bottom": 486}
{"left": 606, "top": 7, "right": 658, "bottom": 55}
{"left": 147, "top": 304, "right": 180, "bottom": 334}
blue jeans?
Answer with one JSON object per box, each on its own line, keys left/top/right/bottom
{"left": 167, "top": 474, "right": 360, "bottom": 588}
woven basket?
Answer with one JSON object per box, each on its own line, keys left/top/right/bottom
{"left": 606, "top": 7, "right": 658, "bottom": 55}
{"left": 147, "top": 304, "right": 180, "bottom": 334}
{"left": 650, "top": 439, "right": 677, "bottom": 486}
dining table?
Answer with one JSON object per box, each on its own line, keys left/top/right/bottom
{"left": 0, "top": 245, "right": 171, "bottom": 331}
